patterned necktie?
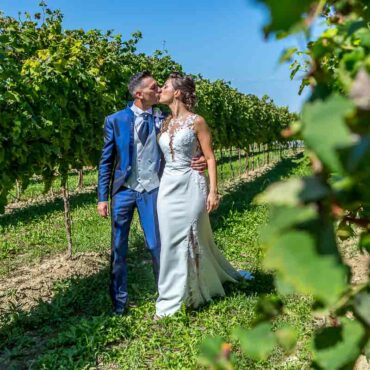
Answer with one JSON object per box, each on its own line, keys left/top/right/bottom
{"left": 137, "top": 113, "right": 150, "bottom": 145}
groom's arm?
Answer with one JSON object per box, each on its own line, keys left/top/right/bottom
{"left": 97, "top": 117, "right": 115, "bottom": 217}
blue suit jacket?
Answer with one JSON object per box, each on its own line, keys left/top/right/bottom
{"left": 97, "top": 103, "right": 165, "bottom": 202}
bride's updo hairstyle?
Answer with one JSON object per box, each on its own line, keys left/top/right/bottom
{"left": 169, "top": 72, "right": 197, "bottom": 112}
{"left": 159, "top": 72, "right": 197, "bottom": 138}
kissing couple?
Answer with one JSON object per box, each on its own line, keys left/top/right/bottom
{"left": 97, "top": 71, "right": 252, "bottom": 318}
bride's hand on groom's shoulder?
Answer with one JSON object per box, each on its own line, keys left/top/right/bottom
{"left": 207, "top": 191, "right": 220, "bottom": 213}
{"left": 97, "top": 201, "right": 109, "bottom": 218}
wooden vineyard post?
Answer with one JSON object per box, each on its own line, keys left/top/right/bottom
{"left": 255, "top": 144, "right": 258, "bottom": 169}
{"left": 253, "top": 144, "right": 256, "bottom": 170}
{"left": 279, "top": 143, "right": 282, "bottom": 160}
{"left": 245, "top": 148, "right": 249, "bottom": 174}
{"left": 61, "top": 178, "right": 73, "bottom": 258}
{"left": 260, "top": 143, "right": 263, "bottom": 167}
{"left": 251, "top": 144, "right": 255, "bottom": 171}
{"left": 250, "top": 144, "right": 253, "bottom": 171}
{"left": 274, "top": 142, "right": 277, "bottom": 162}
{"left": 238, "top": 148, "right": 242, "bottom": 176}
{"left": 229, "top": 148, "right": 235, "bottom": 178}
{"left": 77, "top": 168, "right": 84, "bottom": 189}
{"left": 15, "top": 180, "right": 21, "bottom": 202}
{"left": 220, "top": 148, "right": 224, "bottom": 181}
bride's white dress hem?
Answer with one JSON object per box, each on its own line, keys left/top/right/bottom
{"left": 155, "top": 114, "right": 243, "bottom": 318}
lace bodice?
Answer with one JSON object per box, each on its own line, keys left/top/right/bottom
{"left": 158, "top": 114, "right": 201, "bottom": 171}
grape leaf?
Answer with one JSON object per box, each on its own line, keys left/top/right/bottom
{"left": 264, "top": 231, "right": 346, "bottom": 305}
{"left": 313, "top": 318, "right": 365, "bottom": 369}
{"left": 302, "top": 95, "right": 354, "bottom": 173}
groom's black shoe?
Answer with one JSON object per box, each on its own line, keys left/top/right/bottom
{"left": 112, "top": 307, "right": 128, "bottom": 316}
{"left": 112, "top": 303, "right": 129, "bottom": 316}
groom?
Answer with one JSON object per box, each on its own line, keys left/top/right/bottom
{"left": 97, "top": 71, "right": 206, "bottom": 315}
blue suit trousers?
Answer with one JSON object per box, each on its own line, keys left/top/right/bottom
{"left": 110, "top": 187, "right": 160, "bottom": 311}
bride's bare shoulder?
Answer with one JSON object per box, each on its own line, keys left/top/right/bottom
{"left": 193, "top": 114, "right": 209, "bottom": 132}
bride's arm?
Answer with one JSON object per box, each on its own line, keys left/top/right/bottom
{"left": 194, "top": 116, "right": 219, "bottom": 213}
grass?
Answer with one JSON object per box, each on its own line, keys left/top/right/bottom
{"left": 4, "top": 147, "right": 288, "bottom": 204}
{"left": 0, "top": 148, "right": 294, "bottom": 275}
{"left": 0, "top": 152, "right": 312, "bottom": 369}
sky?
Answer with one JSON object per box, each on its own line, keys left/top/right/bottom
{"left": 0, "top": 0, "right": 324, "bottom": 112}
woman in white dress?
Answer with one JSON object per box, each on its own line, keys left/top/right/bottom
{"left": 155, "top": 72, "right": 251, "bottom": 318}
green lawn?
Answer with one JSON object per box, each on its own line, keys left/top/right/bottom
{"left": 0, "top": 153, "right": 312, "bottom": 369}
{"left": 0, "top": 148, "right": 291, "bottom": 275}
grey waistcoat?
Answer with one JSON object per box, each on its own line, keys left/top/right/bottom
{"left": 124, "top": 122, "right": 160, "bottom": 192}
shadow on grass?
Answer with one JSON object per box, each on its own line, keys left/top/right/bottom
{"left": 211, "top": 154, "right": 303, "bottom": 231}
{"left": 0, "top": 191, "right": 98, "bottom": 229}
{"left": 235, "top": 270, "right": 275, "bottom": 296}
{"left": 0, "top": 265, "right": 274, "bottom": 369}
{"left": 1, "top": 154, "right": 302, "bottom": 231}
{"left": 216, "top": 153, "right": 243, "bottom": 165}
{"left": 216, "top": 149, "right": 281, "bottom": 166}
{"left": 25, "top": 168, "right": 98, "bottom": 186}
{"left": 0, "top": 154, "right": 302, "bottom": 368}
{"left": 0, "top": 238, "right": 157, "bottom": 369}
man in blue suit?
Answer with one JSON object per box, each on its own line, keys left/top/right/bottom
{"left": 97, "top": 71, "right": 206, "bottom": 315}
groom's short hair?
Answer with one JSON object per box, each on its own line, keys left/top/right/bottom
{"left": 128, "top": 70, "right": 152, "bottom": 98}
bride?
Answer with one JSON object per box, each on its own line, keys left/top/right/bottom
{"left": 155, "top": 72, "right": 251, "bottom": 318}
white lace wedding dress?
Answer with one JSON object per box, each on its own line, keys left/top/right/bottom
{"left": 155, "top": 114, "right": 243, "bottom": 317}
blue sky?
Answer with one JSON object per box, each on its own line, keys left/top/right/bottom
{"left": 1, "top": 0, "right": 323, "bottom": 112}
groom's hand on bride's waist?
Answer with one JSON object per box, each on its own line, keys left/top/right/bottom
{"left": 191, "top": 155, "right": 207, "bottom": 173}
{"left": 97, "top": 201, "right": 109, "bottom": 218}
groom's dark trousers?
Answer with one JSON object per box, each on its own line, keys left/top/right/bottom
{"left": 111, "top": 186, "right": 160, "bottom": 311}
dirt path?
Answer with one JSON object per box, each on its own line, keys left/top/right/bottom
{"left": 1, "top": 158, "right": 369, "bottom": 369}
{"left": 340, "top": 237, "right": 370, "bottom": 285}
{"left": 0, "top": 252, "right": 109, "bottom": 315}
{"left": 0, "top": 163, "right": 278, "bottom": 317}
{"left": 1, "top": 161, "right": 369, "bottom": 318}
